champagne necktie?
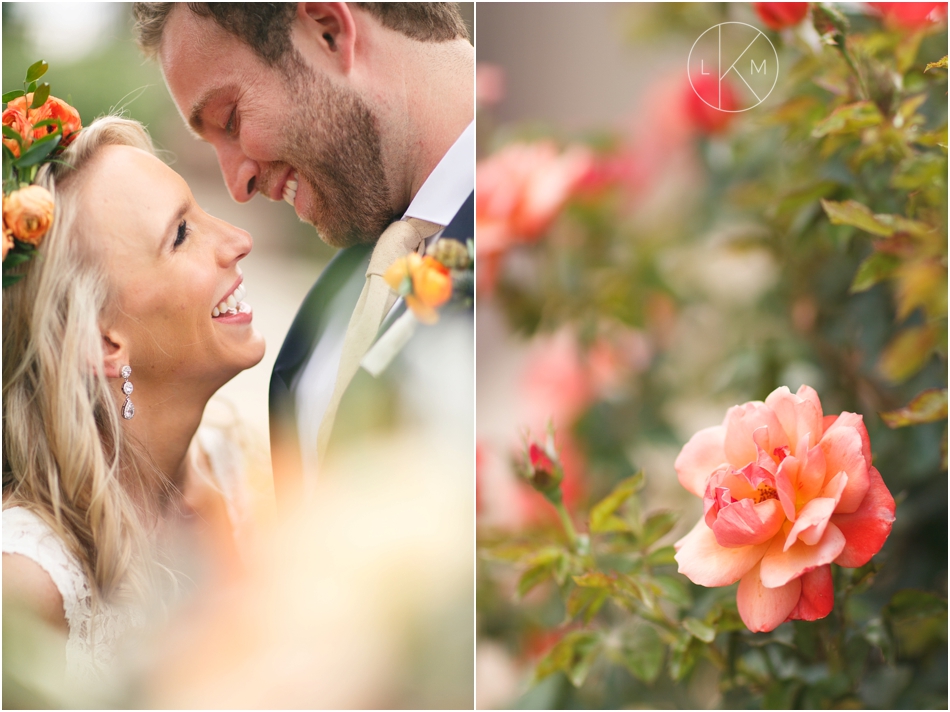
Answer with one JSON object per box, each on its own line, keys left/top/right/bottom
{"left": 316, "top": 217, "right": 442, "bottom": 463}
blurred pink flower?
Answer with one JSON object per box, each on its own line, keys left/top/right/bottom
{"left": 753, "top": 3, "right": 810, "bottom": 31}
{"left": 587, "top": 329, "right": 652, "bottom": 397}
{"left": 684, "top": 74, "right": 740, "bottom": 134}
{"left": 521, "top": 329, "right": 595, "bottom": 429}
{"left": 477, "top": 63, "right": 506, "bottom": 108}
{"left": 476, "top": 141, "right": 594, "bottom": 260}
{"left": 869, "top": 2, "right": 947, "bottom": 29}
{"left": 674, "top": 385, "right": 896, "bottom": 633}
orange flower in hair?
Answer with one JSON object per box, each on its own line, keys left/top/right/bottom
{"left": 2, "top": 104, "right": 32, "bottom": 158}
{"left": 4, "top": 186, "right": 55, "bottom": 246}
{"left": 31, "top": 95, "right": 82, "bottom": 145}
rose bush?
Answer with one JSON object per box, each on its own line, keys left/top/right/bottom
{"left": 674, "top": 385, "right": 896, "bottom": 632}
{"left": 3, "top": 185, "right": 55, "bottom": 245}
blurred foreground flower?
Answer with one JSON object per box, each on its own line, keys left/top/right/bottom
{"left": 674, "top": 385, "right": 895, "bottom": 632}
{"left": 753, "top": 3, "right": 810, "bottom": 31}
{"left": 476, "top": 141, "right": 593, "bottom": 262}
{"left": 476, "top": 63, "right": 506, "bottom": 108}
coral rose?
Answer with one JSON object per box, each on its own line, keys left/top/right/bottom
{"left": 2, "top": 226, "right": 14, "bottom": 261}
{"left": 3, "top": 185, "right": 55, "bottom": 245}
{"left": 2, "top": 104, "right": 32, "bottom": 158}
{"left": 673, "top": 385, "right": 895, "bottom": 633}
{"left": 31, "top": 95, "right": 82, "bottom": 145}
{"left": 383, "top": 252, "right": 452, "bottom": 324}
{"left": 476, "top": 141, "right": 593, "bottom": 258}
{"left": 753, "top": 3, "right": 810, "bottom": 31}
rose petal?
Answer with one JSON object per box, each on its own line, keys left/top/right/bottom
{"left": 737, "top": 562, "right": 802, "bottom": 633}
{"left": 823, "top": 411, "right": 872, "bottom": 467}
{"left": 773, "top": 457, "right": 798, "bottom": 521}
{"left": 766, "top": 386, "right": 823, "bottom": 456}
{"left": 675, "top": 425, "right": 727, "bottom": 497}
{"left": 796, "top": 444, "right": 827, "bottom": 507}
{"left": 786, "top": 564, "right": 834, "bottom": 622}
{"left": 712, "top": 498, "right": 786, "bottom": 548}
{"left": 674, "top": 518, "right": 769, "bottom": 587}
{"left": 832, "top": 467, "right": 895, "bottom": 568}
{"left": 760, "top": 522, "right": 845, "bottom": 588}
{"left": 724, "top": 402, "right": 788, "bottom": 468}
{"left": 820, "top": 424, "right": 870, "bottom": 514}
{"left": 784, "top": 497, "right": 836, "bottom": 550}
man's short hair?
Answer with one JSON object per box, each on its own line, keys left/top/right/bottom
{"left": 133, "top": 3, "right": 469, "bottom": 65}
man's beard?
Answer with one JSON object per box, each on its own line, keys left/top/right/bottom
{"left": 277, "top": 64, "right": 397, "bottom": 248}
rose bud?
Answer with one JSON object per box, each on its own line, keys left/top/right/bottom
{"left": 4, "top": 185, "right": 55, "bottom": 246}
{"left": 520, "top": 438, "right": 564, "bottom": 502}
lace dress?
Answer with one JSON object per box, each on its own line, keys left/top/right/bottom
{"left": 2, "top": 426, "right": 250, "bottom": 680}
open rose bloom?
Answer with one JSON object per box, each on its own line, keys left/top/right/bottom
{"left": 674, "top": 386, "right": 895, "bottom": 632}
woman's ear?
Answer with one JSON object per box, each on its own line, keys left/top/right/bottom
{"left": 296, "top": 2, "right": 357, "bottom": 74}
{"left": 101, "top": 330, "right": 128, "bottom": 379}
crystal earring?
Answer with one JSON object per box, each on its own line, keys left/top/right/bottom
{"left": 120, "top": 365, "right": 134, "bottom": 420}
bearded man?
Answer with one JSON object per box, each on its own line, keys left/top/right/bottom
{"left": 133, "top": 3, "right": 474, "bottom": 502}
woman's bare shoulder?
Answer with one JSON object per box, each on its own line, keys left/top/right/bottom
{"left": 3, "top": 551, "right": 68, "bottom": 632}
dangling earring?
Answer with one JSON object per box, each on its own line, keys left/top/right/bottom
{"left": 120, "top": 365, "right": 135, "bottom": 420}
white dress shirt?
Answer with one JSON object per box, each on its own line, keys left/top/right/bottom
{"left": 293, "top": 121, "right": 475, "bottom": 488}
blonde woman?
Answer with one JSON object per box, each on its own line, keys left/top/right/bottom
{"left": 2, "top": 116, "right": 265, "bottom": 679}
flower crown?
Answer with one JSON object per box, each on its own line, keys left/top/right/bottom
{"left": 2, "top": 60, "right": 83, "bottom": 288}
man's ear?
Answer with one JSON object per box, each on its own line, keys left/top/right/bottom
{"left": 101, "top": 330, "right": 129, "bottom": 380}
{"left": 296, "top": 3, "right": 357, "bottom": 74}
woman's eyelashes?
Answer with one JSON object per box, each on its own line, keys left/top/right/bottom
{"left": 174, "top": 219, "right": 190, "bottom": 249}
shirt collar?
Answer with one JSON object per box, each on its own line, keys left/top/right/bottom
{"left": 402, "top": 120, "right": 474, "bottom": 226}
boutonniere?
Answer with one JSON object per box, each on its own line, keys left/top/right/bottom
{"left": 362, "top": 238, "right": 474, "bottom": 376}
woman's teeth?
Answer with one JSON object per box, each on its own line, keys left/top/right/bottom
{"left": 282, "top": 172, "right": 298, "bottom": 206}
{"left": 212, "top": 282, "right": 248, "bottom": 317}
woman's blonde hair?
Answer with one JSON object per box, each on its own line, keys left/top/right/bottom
{"left": 3, "top": 116, "right": 169, "bottom": 605}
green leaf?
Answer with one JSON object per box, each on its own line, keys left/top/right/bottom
{"left": 820, "top": 199, "right": 893, "bottom": 236}
{"left": 589, "top": 471, "right": 643, "bottom": 533}
{"left": 850, "top": 251, "right": 901, "bottom": 293}
{"left": 924, "top": 55, "right": 948, "bottom": 73}
{"left": 650, "top": 574, "right": 692, "bottom": 609}
{"left": 764, "top": 679, "right": 803, "bottom": 710}
{"left": 2, "top": 125, "right": 24, "bottom": 145}
{"left": 641, "top": 511, "right": 677, "bottom": 547}
{"left": 646, "top": 545, "right": 676, "bottom": 566}
{"left": 881, "top": 389, "right": 948, "bottom": 428}
{"left": 878, "top": 325, "right": 937, "bottom": 383}
{"left": 565, "top": 585, "right": 608, "bottom": 623}
{"left": 479, "top": 543, "right": 536, "bottom": 563}
{"left": 26, "top": 81, "right": 37, "bottom": 95}
{"left": 517, "top": 563, "right": 554, "bottom": 599}
{"left": 668, "top": 633, "right": 697, "bottom": 681}
{"left": 14, "top": 133, "right": 61, "bottom": 168}
{"left": 572, "top": 571, "right": 613, "bottom": 588}
{"left": 3, "top": 252, "right": 32, "bottom": 268}
{"left": 30, "top": 83, "right": 50, "bottom": 110}
{"left": 2, "top": 274, "right": 26, "bottom": 288}
{"left": 534, "top": 631, "right": 600, "bottom": 687}
{"left": 682, "top": 617, "right": 715, "bottom": 643}
{"left": 2, "top": 90, "right": 25, "bottom": 103}
{"left": 812, "top": 102, "right": 883, "bottom": 138}
{"left": 25, "top": 60, "right": 49, "bottom": 83}
{"left": 621, "top": 624, "right": 664, "bottom": 684}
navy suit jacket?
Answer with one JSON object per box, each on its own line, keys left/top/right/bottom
{"left": 269, "top": 191, "right": 474, "bottom": 503}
